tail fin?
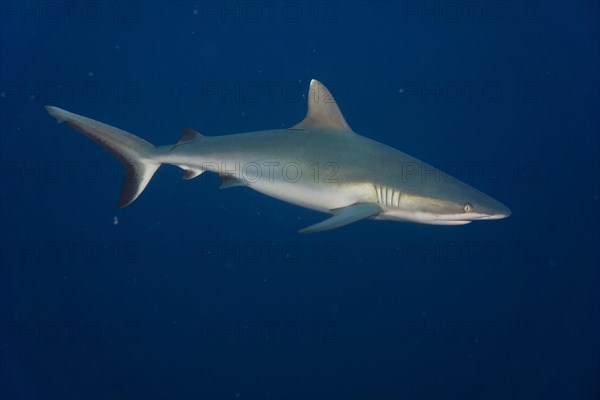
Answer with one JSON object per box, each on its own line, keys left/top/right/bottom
{"left": 45, "top": 106, "right": 160, "bottom": 208}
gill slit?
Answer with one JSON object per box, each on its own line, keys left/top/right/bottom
{"left": 374, "top": 184, "right": 401, "bottom": 208}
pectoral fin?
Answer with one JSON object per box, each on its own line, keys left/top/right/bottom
{"left": 299, "top": 203, "right": 381, "bottom": 234}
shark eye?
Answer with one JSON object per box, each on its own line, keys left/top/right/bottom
{"left": 464, "top": 203, "right": 473, "bottom": 212}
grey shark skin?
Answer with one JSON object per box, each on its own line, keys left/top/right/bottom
{"left": 45, "top": 79, "right": 510, "bottom": 233}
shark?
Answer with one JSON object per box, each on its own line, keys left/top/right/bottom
{"left": 45, "top": 79, "right": 510, "bottom": 233}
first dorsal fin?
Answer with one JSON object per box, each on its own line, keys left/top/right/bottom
{"left": 292, "top": 79, "right": 351, "bottom": 132}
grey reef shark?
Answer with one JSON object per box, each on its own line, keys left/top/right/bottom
{"left": 46, "top": 79, "right": 510, "bottom": 233}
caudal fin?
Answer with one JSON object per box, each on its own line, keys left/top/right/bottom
{"left": 45, "top": 106, "right": 160, "bottom": 207}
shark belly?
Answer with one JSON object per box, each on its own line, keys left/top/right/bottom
{"left": 247, "top": 179, "right": 375, "bottom": 214}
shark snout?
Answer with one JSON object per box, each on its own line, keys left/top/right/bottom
{"left": 471, "top": 197, "right": 511, "bottom": 220}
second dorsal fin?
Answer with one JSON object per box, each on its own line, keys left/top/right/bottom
{"left": 292, "top": 79, "right": 351, "bottom": 132}
{"left": 179, "top": 128, "right": 203, "bottom": 144}
{"left": 172, "top": 128, "right": 204, "bottom": 150}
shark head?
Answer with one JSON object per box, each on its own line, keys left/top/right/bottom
{"left": 374, "top": 167, "right": 512, "bottom": 225}
{"left": 424, "top": 190, "right": 512, "bottom": 224}
{"left": 380, "top": 186, "right": 511, "bottom": 225}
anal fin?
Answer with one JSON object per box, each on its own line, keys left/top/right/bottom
{"left": 182, "top": 168, "right": 203, "bottom": 180}
{"left": 299, "top": 203, "right": 381, "bottom": 234}
{"left": 220, "top": 175, "right": 247, "bottom": 189}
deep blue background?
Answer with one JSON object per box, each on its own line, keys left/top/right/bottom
{"left": 1, "top": 1, "right": 599, "bottom": 399}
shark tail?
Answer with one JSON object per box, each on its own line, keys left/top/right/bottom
{"left": 45, "top": 106, "right": 161, "bottom": 208}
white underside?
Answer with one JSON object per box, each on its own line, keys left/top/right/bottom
{"left": 248, "top": 180, "right": 371, "bottom": 213}
{"left": 171, "top": 162, "right": 502, "bottom": 226}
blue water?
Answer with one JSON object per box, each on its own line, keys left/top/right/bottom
{"left": 1, "top": 1, "right": 599, "bottom": 399}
